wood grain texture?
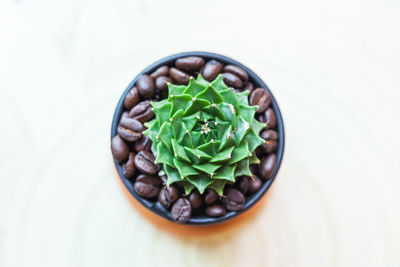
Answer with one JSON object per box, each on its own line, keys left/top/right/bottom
{"left": 0, "top": 0, "right": 399, "bottom": 266}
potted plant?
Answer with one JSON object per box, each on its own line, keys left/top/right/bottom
{"left": 111, "top": 52, "right": 284, "bottom": 225}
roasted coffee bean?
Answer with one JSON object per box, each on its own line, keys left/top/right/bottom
{"left": 257, "top": 114, "right": 266, "bottom": 123}
{"left": 259, "top": 153, "right": 277, "bottom": 180}
{"left": 248, "top": 176, "right": 262, "bottom": 194}
{"left": 129, "top": 101, "right": 150, "bottom": 117}
{"left": 204, "top": 188, "right": 218, "bottom": 205}
{"left": 222, "top": 72, "right": 243, "bottom": 88}
{"left": 236, "top": 176, "right": 249, "bottom": 195}
{"left": 261, "top": 129, "right": 278, "bottom": 154}
{"left": 121, "top": 111, "right": 129, "bottom": 119}
{"left": 150, "top": 65, "right": 169, "bottom": 79}
{"left": 111, "top": 135, "right": 130, "bottom": 163}
{"left": 223, "top": 65, "right": 248, "bottom": 82}
{"left": 171, "top": 198, "right": 192, "bottom": 223}
{"left": 133, "top": 135, "right": 152, "bottom": 152}
{"left": 250, "top": 88, "right": 271, "bottom": 113}
{"left": 129, "top": 100, "right": 154, "bottom": 123}
{"left": 262, "top": 141, "right": 278, "bottom": 153}
{"left": 123, "top": 152, "right": 136, "bottom": 178}
{"left": 117, "top": 117, "right": 143, "bottom": 142}
{"left": 136, "top": 75, "right": 155, "bottom": 99}
{"left": 201, "top": 60, "right": 224, "bottom": 81}
{"left": 166, "top": 184, "right": 179, "bottom": 203}
{"left": 134, "top": 151, "right": 158, "bottom": 175}
{"left": 221, "top": 187, "right": 245, "bottom": 211}
{"left": 158, "top": 188, "right": 171, "bottom": 208}
{"left": 189, "top": 190, "right": 203, "bottom": 209}
{"left": 155, "top": 76, "right": 172, "bottom": 91}
{"left": 265, "top": 108, "right": 277, "bottom": 129}
{"left": 160, "top": 175, "right": 167, "bottom": 184}
{"left": 250, "top": 164, "right": 259, "bottom": 176}
{"left": 134, "top": 174, "right": 160, "bottom": 198}
{"left": 169, "top": 67, "right": 190, "bottom": 85}
{"left": 175, "top": 56, "right": 205, "bottom": 72}
{"left": 124, "top": 87, "right": 139, "bottom": 110}
{"left": 205, "top": 204, "right": 227, "bottom": 217}
{"left": 243, "top": 82, "right": 254, "bottom": 93}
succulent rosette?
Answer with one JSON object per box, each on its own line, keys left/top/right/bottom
{"left": 143, "top": 74, "right": 265, "bottom": 195}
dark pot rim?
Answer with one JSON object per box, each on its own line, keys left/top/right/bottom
{"left": 111, "top": 51, "right": 285, "bottom": 225}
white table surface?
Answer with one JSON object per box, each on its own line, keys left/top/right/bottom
{"left": 1, "top": 0, "right": 399, "bottom": 266}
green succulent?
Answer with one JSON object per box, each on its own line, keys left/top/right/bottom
{"left": 143, "top": 74, "right": 265, "bottom": 195}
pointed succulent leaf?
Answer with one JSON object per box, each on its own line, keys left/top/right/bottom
{"left": 192, "top": 163, "right": 220, "bottom": 175}
{"left": 245, "top": 129, "right": 265, "bottom": 152}
{"left": 164, "top": 165, "right": 182, "bottom": 185}
{"left": 168, "top": 83, "right": 185, "bottom": 99}
{"left": 210, "top": 74, "right": 228, "bottom": 91}
{"left": 170, "top": 94, "right": 192, "bottom": 116}
{"left": 209, "top": 179, "right": 227, "bottom": 196}
{"left": 153, "top": 102, "right": 171, "bottom": 126}
{"left": 228, "top": 142, "right": 251, "bottom": 164}
{"left": 155, "top": 142, "right": 174, "bottom": 167}
{"left": 187, "top": 174, "right": 213, "bottom": 194}
{"left": 158, "top": 122, "right": 173, "bottom": 151}
{"left": 236, "top": 91, "right": 249, "bottom": 105}
{"left": 171, "top": 139, "right": 191, "bottom": 163}
{"left": 234, "top": 158, "right": 252, "bottom": 177}
{"left": 213, "top": 165, "right": 236, "bottom": 182}
{"left": 196, "top": 85, "right": 223, "bottom": 104}
{"left": 182, "top": 181, "right": 195, "bottom": 195}
{"left": 184, "top": 77, "right": 207, "bottom": 96}
{"left": 173, "top": 158, "right": 200, "bottom": 177}
{"left": 210, "top": 146, "right": 235, "bottom": 163}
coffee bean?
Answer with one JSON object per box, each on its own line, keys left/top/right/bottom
{"left": 243, "top": 82, "right": 254, "bottom": 94}
{"left": 250, "top": 88, "right": 271, "bottom": 113}
{"left": 221, "top": 72, "right": 243, "bottom": 88}
{"left": 205, "top": 204, "right": 227, "bottom": 217}
{"left": 175, "top": 56, "right": 205, "bottom": 72}
{"left": 201, "top": 60, "right": 224, "bottom": 81}
{"left": 223, "top": 65, "right": 248, "bottom": 82}
{"left": 117, "top": 117, "right": 143, "bottom": 142}
{"left": 189, "top": 190, "right": 203, "bottom": 209}
{"left": 261, "top": 129, "right": 278, "bottom": 154}
{"left": 121, "top": 111, "right": 129, "bottom": 119}
{"left": 171, "top": 198, "right": 192, "bottom": 223}
{"left": 155, "top": 76, "right": 172, "bottom": 91}
{"left": 133, "top": 135, "right": 152, "bottom": 152}
{"left": 166, "top": 184, "right": 179, "bottom": 203}
{"left": 160, "top": 175, "right": 167, "bottom": 185}
{"left": 221, "top": 187, "right": 245, "bottom": 211}
{"left": 204, "top": 188, "right": 218, "bottom": 205}
{"left": 158, "top": 188, "right": 171, "bottom": 208}
{"left": 259, "top": 153, "right": 277, "bottom": 180}
{"left": 124, "top": 87, "right": 139, "bottom": 110}
{"left": 250, "top": 164, "right": 259, "bottom": 176}
{"left": 129, "top": 100, "right": 154, "bottom": 123}
{"left": 257, "top": 114, "right": 266, "bottom": 123}
{"left": 248, "top": 176, "right": 262, "bottom": 194}
{"left": 111, "top": 135, "right": 130, "bottom": 163}
{"left": 134, "top": 151, "right": 158, "bottom": 175}
{"left": 136, "top": 75, "right": 155, "bottom": 99}
{"left": 265, "top": 108, "right": 277, "bottom": 129}
{"left": 123, "top": 152, "right": 136, "bottom": 178}
{"left": 169, "top": 67, "right": 190, "bottom": 85}
{"left": 150, "top": 65, "right": 169, "bottom": 79}
{"left": 236, "top": 176, "right": 249, "bottom": 195}
{"left": 134, "top": 174, "right": 160, "bottom": 198}
{"left": 260, "top": 129, "right": 278, "bottom": 140}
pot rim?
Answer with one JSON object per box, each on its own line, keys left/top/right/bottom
{"left": 111, "top": 51, "right": 285, "bottom": 225}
